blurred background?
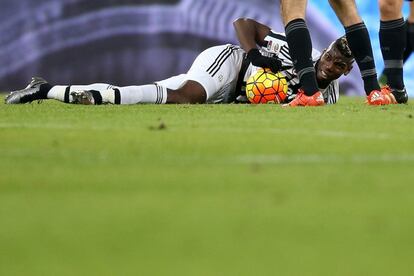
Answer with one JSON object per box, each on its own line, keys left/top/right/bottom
{"left": 0, "top": 0, "right": 412, "bottom": 96}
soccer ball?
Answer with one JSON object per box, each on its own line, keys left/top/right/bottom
{"left": 246, "top": 68, "right": 288, "bottom": 104}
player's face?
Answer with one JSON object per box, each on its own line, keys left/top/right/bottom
{"left": 316, "top": 47, "right": 352, "bottom": 83}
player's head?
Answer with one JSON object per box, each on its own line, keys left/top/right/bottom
{"left": 316, "top": 36, "right": 354, "bottom": 84}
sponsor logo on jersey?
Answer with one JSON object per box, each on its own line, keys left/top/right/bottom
{"left": 266, "top": 40, "right": 280, "bottom": 54}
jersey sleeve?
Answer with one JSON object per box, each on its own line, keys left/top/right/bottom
{"left": 261, "top": 31, "right": 293, "bottom": 68}
{"left": 324, "top": 79, "right": 340, "bottom": 104}
{"left": 262, "top": 31, "right": 287, "bottom": 57}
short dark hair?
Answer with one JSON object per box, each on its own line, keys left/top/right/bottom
{"left": 333, "top": 36, "right": 354, "bottom": 61}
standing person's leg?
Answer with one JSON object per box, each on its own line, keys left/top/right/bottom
{"left": 381, "top": 1, "right": 414, "bottom": 85}
{"left": 280, "top": 0, "right": 324, "bottom": 106}
{"left": 329, "top": 0, "right": 381, "bottom": 95}
{"left": 378, "top": 0, "right": 408, "bottom": 103}
{"left": 403, "top": 1, "right": 414, "bottom": 63}
{"left": 281, "top": 1, "right": 318, "bottom": 95}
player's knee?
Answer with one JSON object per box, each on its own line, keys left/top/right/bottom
{"left": 379, "top": 0, "right": 400, "bottom": 17}
{"left": 170, "top": 92, "right": 196, "bottom": 104}
{"left": 166, "top": 86, "right": 206, "bottom": 104}
{"left": 282, "top": 10, "right": 306, "bottom": 25}
{"left": 280, "top": 0, "right": 306, "bottom": 24}
{"left": 178, "top": 90, "right": 206, "bottom": 104}
{"left": 329, "top": 0, "right": 362, "bottom": 26}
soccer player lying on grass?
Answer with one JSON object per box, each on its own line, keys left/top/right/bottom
{"left": 5, "top": 18, "right": 354, "bottom": 106}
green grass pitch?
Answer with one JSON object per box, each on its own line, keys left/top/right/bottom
{"left": 1, "top": 96, "right": 414, "bottom": 275}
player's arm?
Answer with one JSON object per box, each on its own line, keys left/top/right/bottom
{"left": 233, "top": 17, "right": 270, "bottom": 51}
{"left": 233, "top": 18, "right": 282, "bottom": 72}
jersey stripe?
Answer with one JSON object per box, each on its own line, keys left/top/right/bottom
{"left": 206, "top": 45, "right": 236, "bottom": 77}
{"left": 266, "top": 32, "right": 287, "bottom": 41}
{"left": 330, "top": 87, "right": 337, "bottom": 104}
{"left": 206, "top": 47, "right": 230, "bottom": 74}
{"left": 210, "top": 48, "right": 236, "bottom": 77}
{"left": 64, "top": 86, "right": 71, "bottom": 103}
{"left": 280, "top": 46, "right": 291, "bottom": 61}
{"left": 155, "top": 84, "right": 163, "bottom": 104}
{"left": 114, "top": 88, "right": 121, "bottom": 104}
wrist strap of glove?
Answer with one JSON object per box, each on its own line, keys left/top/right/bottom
{"left": 247, "top": 48, "right": 261, "bottom": 61}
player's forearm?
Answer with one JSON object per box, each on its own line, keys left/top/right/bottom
{"left": 233, "top": 18, "right": 258, "bottom": 52}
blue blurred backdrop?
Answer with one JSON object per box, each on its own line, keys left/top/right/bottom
{"left": 0, "top": 0, "right": 412, "bottom": 96}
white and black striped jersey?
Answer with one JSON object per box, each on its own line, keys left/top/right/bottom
{"left": 238, "top": 31, "right": 339, "bottom": 104}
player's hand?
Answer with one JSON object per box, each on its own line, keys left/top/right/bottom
{"left": 247, "top": 48, "right": 282, "bottom": 73}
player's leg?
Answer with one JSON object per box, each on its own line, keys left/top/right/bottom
{"left": 378, "top": 0, "right": 408, "bottom": 103}
{"left": 164, "top": 44, "right": 244, "bottom": 104}
{"left": 409, "top": 1, "right": 414, "bottom": 46}
{"left": 4, "top": 77, "right": 112, "bottom": 104}
{"left": 164, "top": 81, "right": 206, "bottom": 104}
{"left": 281, "top": 0, "right": 321, "bottom": 101}
{"left": 6, "top": 45, "right": 238, "bottom": 105}
{"left": 379, "top": 1, "right": 412, "bottom": 86}
{"left": 4, "top": 76, "right": 124, "bottom": 104}
{"left": 5, "top": 75, "right": 206, "bottom": 105}
{"left": 55, "top": 82, "right": 205, "bottom": 105}
{"left": 4, "top": 77, "right": 162, "bottom": 105}
{"left": 329, "top": 0, "right": 381, "bottom": 96}
{"left": 62, "top": 81, "right": 205, "bottom": 105}
{"left": 403, "top": 1, "right": 414, "bottom": 63}
{"left": 76, "top": 82, "right": 206, "bottom": 104}
{"left": 47, "top": 83, "right": 118, "bottom": 104}
{"left": 5, "top": 77, "right": 50, "bottom": 104}
{"left": 70, "top": 44, "right": 242, "bottom": 105}
{"left": 109, "top": 44, "right": 242, "bottom": 105}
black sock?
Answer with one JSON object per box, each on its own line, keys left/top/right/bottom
{"left": 285, "top": 19, "right": 319, "bottom": 96}
{"left": 409, "top": 22, "right": 414, "bottom": 52}
{"left": 383, "top": 21, "right": 411, "bottom": 82}
{"left": 89, "top": 90, "right": 103, "bottom": 105}
{"left": 380, "top": 18, "right": 406, "bottom": 90}
{"left": 403, "top": 21, "right": 414, "bottom": 62}
{"left": 345, "top": 22, "right": 380, "bottom": 95}
{"left": 39, "top": 83, "right": 53, "bottom": 98}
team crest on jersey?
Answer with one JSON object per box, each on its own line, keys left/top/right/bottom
{"left": 266, "top": 40, "right": 280, "bottom": 54}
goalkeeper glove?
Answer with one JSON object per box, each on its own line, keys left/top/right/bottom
{"left": 247, "top": 48, "right": 282, "bottom": 73}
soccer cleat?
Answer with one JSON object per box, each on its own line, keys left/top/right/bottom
{"left": 5, "top": 77, "right": 48, "bottom": 104}
{"left": 366, "top": 86, "right": 397, "bottom": 105}
{"left": 378, "top": 74, "right": 408, "bottom": 104}
{"left": 283, "top": 90, "right": 325, "bottom": 107}
{"left": 70, "top": 90, "right": 95, "bottom": 105}
{"left": 390, "top": 87, "right": 408, "bottom": 104}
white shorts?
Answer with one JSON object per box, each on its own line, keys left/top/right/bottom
{"left": 156, "top": 44, "right": 245, "bottom": 103}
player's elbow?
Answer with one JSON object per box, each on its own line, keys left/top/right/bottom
{"left": 233, "top": 17, "right": 252, "bottom": 27}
